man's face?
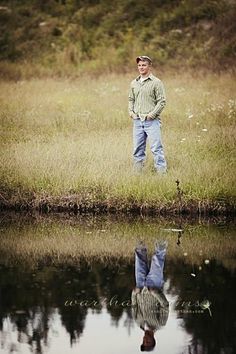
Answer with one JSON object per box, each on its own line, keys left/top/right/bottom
{"left": 137, "top": 60, "right": 151, "bottom": 76}
{"left": 143, "top": 333, "right": 155, "bottom": 347}
{"left": 141, "top": 330, "right": 156, "bottom": 350}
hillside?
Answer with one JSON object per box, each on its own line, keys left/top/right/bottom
{"left": 0, "top": 0, "right": 235, "bottom": 77}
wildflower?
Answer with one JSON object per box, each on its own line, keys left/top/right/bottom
{"left": 202, "top": 128, "right": 208, "bottom": 132}
{"left": 174, "top": 87, "right": 185, "bottom": 93}
{"left": 204, "top": 259, "right": 210, "bottom": 264}
{"left": 81, "top": 110, "right": 91, "bottom": 118}
{"left": 188, "top": 114, "right": 193, "bottom": 119}
{"left": 111, "top": 86, "right": 119, "bottom": 93}
{"left": 200, "top": 300, "right": 212, "bottom": 317}
{"left": 183, "top": 252, "right": 188, "bottom": 257}
{"left": 191, "top": 273, "right": 196, "bottom": 277}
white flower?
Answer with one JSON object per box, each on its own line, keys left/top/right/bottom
{"left": 188, "top": 114, "right": 193, "bottom": 119}
{"left": 191, "top": 273, "right": 196, "bottom": 277}
{"left": 204, "top": 259, "right": 210, "bottom": 264}
{"left": 202, "top": 128, "right": 208, "bottom": 132}
{"left": 183, "top": 252, "right": 188, "bottom": 257}
{"left": 175, "top": 87, "right": 185, "bottom": 93}
{"left": 200, "top": 300, "right": 212, "bottom": 316}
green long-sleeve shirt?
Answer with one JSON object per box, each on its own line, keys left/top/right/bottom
{"left": 128, "top": 73, "right": 166, "bottom": 121}
{"left": 131, "top": 287, "right": 169, "bottom": 331}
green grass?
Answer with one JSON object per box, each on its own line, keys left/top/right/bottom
{"left": 0, "top": 71, "right": 236, "bottom": 212}
{"left": 0, "top": 214, "right": 235, "bottom": 270}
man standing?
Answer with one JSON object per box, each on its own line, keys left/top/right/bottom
{"left": 128, "top": 55, "right": 167, "bottom": 173}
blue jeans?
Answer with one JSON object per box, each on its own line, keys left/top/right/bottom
{"left": 133, "top": 118, "right": 167, "bottom": 171}
{"left": 135, "top": 246, "right": 166, "bottom": 289}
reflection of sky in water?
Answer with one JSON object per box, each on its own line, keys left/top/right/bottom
{"left": 0, "top": 293, "right": 192, "bottom": 354}
{"left": 78, "top": 298, "right": 192, "bottom": 354}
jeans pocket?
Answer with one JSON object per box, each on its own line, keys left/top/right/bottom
{"left": 145, "top": 119, "right": 154, "bottom": 126}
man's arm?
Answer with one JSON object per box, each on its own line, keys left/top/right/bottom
{"left": 128, "top": 84, "right": 136, "bottom": 118}
{"left": 150, "top": 289, "right": 169, "bottom": 307}
{"left": 147, "top": 80, "right": 166, "bottom": 119}
{"left": 131, "top": 288, "right": 141, "bottom": 306}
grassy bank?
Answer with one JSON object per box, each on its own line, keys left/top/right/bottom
{"left": 0, "top": 214, "right": 235, "bottom": 270}
{"left": 0, "top": 72, "right": 236, "bottom": 214}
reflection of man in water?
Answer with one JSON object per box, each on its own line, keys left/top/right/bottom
{"left": 131, "top": 241, "right": 169, "bottom": 352}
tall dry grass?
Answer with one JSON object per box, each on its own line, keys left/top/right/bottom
{"left": 0, "top": 71, "right": 236, "bottom": 208}
{"left": 0, "top": 214, "right": 235, "bottom": 269}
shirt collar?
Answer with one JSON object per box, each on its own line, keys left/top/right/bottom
{"left": 136, "top": 73, "right": 154, "bottom": 82}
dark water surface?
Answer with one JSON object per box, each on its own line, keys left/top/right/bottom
{"left": 0, "top": 214, "right": 235, "bottom": 354}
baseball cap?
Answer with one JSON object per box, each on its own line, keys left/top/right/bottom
{"left": 136, "top": 56, "right": 152, "bottom": 64}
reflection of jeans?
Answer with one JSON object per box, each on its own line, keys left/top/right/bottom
{"left": 135, "top": 246, "right": 166, "bottom": 289}
{"left": 133, "top": 119, "right": 167, "bottom": 171}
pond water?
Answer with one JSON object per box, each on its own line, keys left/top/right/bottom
{"left": 0, "top": 214, "right": 235, "bottom": 354}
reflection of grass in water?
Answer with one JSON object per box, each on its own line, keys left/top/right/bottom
{"left": 0, "top": 216, "right": 235, "bottom": 270}
{"left": 0, "top": 73, "right": 236, "bottom": 211}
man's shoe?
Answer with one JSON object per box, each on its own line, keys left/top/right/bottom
{"left": 134, "top": 161, "right": 144, "bottom": 173}
{"left": 156, "top": 240, "right": 168, "bottom": 250}
{"left": 136, "top": 240, "right": 146, "bottom": 250}
{"left": 156, "top": 168, "right": 167, "bottom": 175}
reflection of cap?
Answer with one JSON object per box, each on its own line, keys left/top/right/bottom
{"left": 136, "top": 56, "right": 152, "bottom": 64}
{"left": 140, "top": 345, "right": 155, "bottom": 351}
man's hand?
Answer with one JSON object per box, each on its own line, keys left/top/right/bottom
{"left": 130, "top": 112, "right": 136, "bottom": 119}
{"left": 134, "top": 287, "right": 141, "bottom": 293}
